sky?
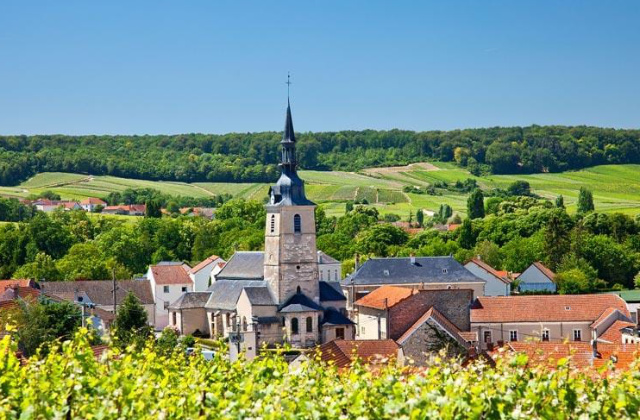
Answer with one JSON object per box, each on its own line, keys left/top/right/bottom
{"left": 0, "top": 1, "right": 638, "bottom": 135}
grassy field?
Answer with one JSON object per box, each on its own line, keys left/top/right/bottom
{"left": 1, "top": 164, "right": 638, "bottom": 219}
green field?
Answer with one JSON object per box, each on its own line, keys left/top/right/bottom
{"left": 1, "top": 163, "right": 639, "bottom": 218}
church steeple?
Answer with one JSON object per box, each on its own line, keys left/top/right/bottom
{"left": 268, "top": 93, "right": 314, "bottom": 207}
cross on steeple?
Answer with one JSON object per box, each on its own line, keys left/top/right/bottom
{"left": 286, "top": 72, "right": 291, "bottom": 102}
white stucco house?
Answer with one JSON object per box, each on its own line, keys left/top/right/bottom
{"left": 80, "top": 197, "right": 107, "bottom": 212}
{"left": 318, "top": 251, "right": 342, "bottom": 282}
{"left": 145, "top": 262, "right": 193, "bottom": 330}
{"left": 464, "top": 258, "right": 511, "bottom": 296}
{"left": 188, "top": 255, "right": 226, "bottom": 291}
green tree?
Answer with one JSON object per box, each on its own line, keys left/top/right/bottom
{"left": 577, "top": 187, "right": 595, "bottom": 214}
{"left": 112, "top": 292, "right": 151, "bottom": 348}
{"left": 16, "top": 298, "right": 82, "bottom": 356}
{"left": 55, "top": 242, "right": 114, "bottom": 281}
{"left": 473, "top": 240, "right": 502, "bottom": 269}
{"left": 356, "top": 224, "right": 408, "bottom": 257}
{"left": 457, "top": 219, "right": 475, "bottom": 249}
{"left": 507, "top": 180, "right": 532, "bottom": 197}
{"left": 416, "top": 209, "right": 424, "bottom": 227}
{"left": 145, "top": 199, "right": 162, "bottom": 218}
{"left": 634, "top": 272, "right": 640, "bottom": 289}
{"left": 166, "top": 201, "right": 180, "bottom": 214}
{"left": 467, "top": 189, "right": 485, "bottom": 219}
{"left": 555, "top": 195, "right": 565, "bottom": 208}
{"left": 544, "top": 210, "right": 572, "bottom": 271}
{"left": 555, "top": 268, "right": 592, "bottom": 294}
{"left": 13, "top": 252, "right": 61, "bottom": 281}
{"left": 345, "top": 201, "right": 354, "bottom": 213}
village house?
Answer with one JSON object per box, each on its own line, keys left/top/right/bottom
{"left": 470, "top": 294, "right": 632, "bottom": 350}
{"left": 317, "top": 251, "right": 342, "bottom": 282}
{"left": 171, "top": 101, "right": 353, "bottom": 349}
{"left": 353, "top": 285, "right": 475, "bottom": 363}
{"left": 464, "top": 258, "right": 511, "bottom": 296}
{"left": 341, "top": 255, "right": 485, "bottom": 313}
{"left": 144, "top": 262, "right": 193, "bottom": 329}
{"left": 40, "top": 280, "right": 156, "bottom": 327}
{"left": 516, "top": 261, "right": 556, "bottom": 293}
{"left": 167, "top": 292, "right": 211, "bottom": 336}
{"left": 188, "top": 255, "right": 226, "bottom": 291}
{"left": 80, "top": 197, "right": 107, "bottom": 212}
{"left": 293, "top": 339, "right": 402, "bottom": 370}
{"left": 605, "top": 290, "right": 640, "bottom": 323}
{"left": 32, "top": 199, "right": 82, "bottom": 212}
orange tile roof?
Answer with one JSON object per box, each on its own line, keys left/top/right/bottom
{"left": 80, "top": 197, "right": 107, "bottom": 205}
{"left": 319, "top": 339, "right": 399, "bottom": 369}
{"left": 471, "top": 294, "right": 630, "bottom": 323}
{"left": 189, "top": 255, "right": 221, "bottom": 274}
{"left": 599, "top": 320, "right": 637, "bottom": 343}
{"left": 354, "top": 285, "right": 418, "bottom": 310}
{"left": 151, "top": 264, "right": 193, "bottom": 285}
{"left": 447, "top": 224, "right": 461, "bottom": 231}
{"left": 0, "top": 279, "right": 36, "bottom": 290}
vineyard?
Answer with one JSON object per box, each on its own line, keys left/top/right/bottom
{"left": 2, "top": 331, "right": 640, "bottom": 419}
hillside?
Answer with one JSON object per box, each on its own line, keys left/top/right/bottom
{"left": 1, "top": 163, "right": 638, "bottom": 217}
{"left": 1, "top": 125, "right": 639, "bottom": 186}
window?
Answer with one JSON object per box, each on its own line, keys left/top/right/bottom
{"left": 334, "top": 270, "right": 338, "bottom": 281}
{"left": 542, "top": 329, "right": 550, "bottom": 341}
{"left": 270, "top": 215, "right": 275, "bottom": 233}
{"left": 181, "top": 286, "right": 187, "bottom": 292}
{"left": 483, "top": 331, "right": 492, "bottom": 343}
{"left": 163, "top": 285, "right": 169, "bottom": 293}
{"left": 172, "top": 312, "right": 177, "bottom": 325}
{"left": 164, "top": 301, "right": 169, "bottom": 310}
{"left": 361, "top": 326, "right": 365, "bottom": 334}
{"left": 320, "top": 270, "right": 323, "bottom": 281}
{"left": 509, "top": 330, "right": 518, "bottom": 342}
{"left": 306, "top": 316, "right": 313, "bottom": 333}
{"left": 573, "top": 329, "right": 582, "bottom": 341}
{"left": 242, "top": 317, "right": 247, "bottom": 331}
{"left": 291, "top": 317, "right": 299, "bottom": 334}
{"left": 294, "top": 214, "right": 301, "bottom": 233}
{"left": 336, "top": 328, "right": 345, "bottom": 340}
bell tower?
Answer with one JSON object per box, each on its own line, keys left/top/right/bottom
{"left": 264, "top": 98, "right": 319, "bottom": 305}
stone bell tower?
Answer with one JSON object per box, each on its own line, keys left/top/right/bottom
{"left": 263, "top": 99, "right": 319, "bottom": 305}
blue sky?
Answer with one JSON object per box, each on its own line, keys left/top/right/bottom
{"left": 0, "top": 1, "right": 638, "bottom": 135}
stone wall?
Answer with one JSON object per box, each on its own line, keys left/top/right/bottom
{"left": 401, "top": 318, "right": 467, "bottom": 365}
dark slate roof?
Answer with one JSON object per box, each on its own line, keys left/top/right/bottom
{"left": 279, "top": 292, "right": 323, "bottom": 313}
{"left": 317, "top": 251, "right": 340, "bottom": 265}
{"left": 341, "top": 256, "right": 484, "bottom": 286}
{"left": 205, "top": 280, "right": 265, "bottom": 311}
{"left": 168, "top": 292, "right": 212, "bottom": 310}
{"left": 257, "top": 316, "right": 281, "bottom": 324}
{"left": 319, "top": 281, "right": 346, "bottom": 302}
{"left": 215, "top": 252, "right": 264, "bottom": 281}
{"left": 40, "top": 280, "right": 154, "bottom": 305}
{"left": 322, "top": 309, "right": 354, "bottom": 326}
{"left": 243, "top": 287, "right": 275, "bottom": 306}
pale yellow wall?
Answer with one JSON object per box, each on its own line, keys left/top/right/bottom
{"left": 356, "top": 307, "right": 386, "bottom": 340}
{"left": 472, "top": 321, "right": 592, "bottom": 350}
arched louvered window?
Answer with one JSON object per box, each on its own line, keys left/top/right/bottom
{"left": 291, "top": 317, "right": 299, "bottom": 335}
{"left": 306, "top": 316, "right": 313, "bottom": 333}
{"left": 270, "top": 215, "right": 275, "bottom": 233}
{"left": 294, "top": 214, "right": 301, "bottom": 233}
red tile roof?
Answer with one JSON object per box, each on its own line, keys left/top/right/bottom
{"left": 532, "top": 261, "right": 556, "bottom": 281}
{"left": 599, "top": 320, "right": 636, "bottom": 343}
{"left": 319, "top": 339, "right": 400, "bottom": 369}
{"left": 151, "top": 264, "right": 193, "bottom": 285}
{"left": 467, "top": 259, "right": 511, "bottom": 284}
{"left": 354, "top": 285, "right": 418, "bottom": 310}
{"left": 471, "top": 294, "right": 630, "bottom": 324}
{"left": 0, "top": 279, "right": 36, "bottom": 291}
{"left": 189, "top": 255, "right": 221, "bottom": 274}
{"left": 80, "top": 198, "right": 107, "bottom": 205}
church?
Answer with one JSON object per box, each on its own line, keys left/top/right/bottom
{"left": 169, "top": 99, "right": 354, "bottom": 348}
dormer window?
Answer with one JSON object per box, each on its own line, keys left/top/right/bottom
{"left": 383, "top": 270, "right": 390, "bottom": 276}
{"left": 294, "top": 214, "right": 301, "bottom": 233}
{"left": 442, "top": 268, "right": 448, "bottom": 274}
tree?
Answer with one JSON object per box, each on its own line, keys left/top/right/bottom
{"left": 635, "top": 272, "right": 640, "bottom": 289}
{"left": 544, "top": 210, "right": 572, "bottom": 271}
{"left": 112, "top": 292, "right": 151, "bottom": 348}
{"left": 15, "top": 298, "right": 82, "bottom": 356}
{"left": 166, "top": 201, "right": 180, "bottom": 215}
{"left": 577, "top": 187, "right": 594, "bottom": 214}
{"left": 13, "top": 252, "right": 60, "bottom": 281}
{"left": 416, "top": 209, "right": 424, "bottom": 227}
{"left": 435, "top": 204, "right": 453, "bottom": 224}
{"left": 473, "top": 240, "right": 502, "bottom": 269}
{"left": 145, "top": 199, "right": 162, "bottom": 218}
{"left": 555, "top": 195, "right": 565, "bottom": 208}
{"left": 467, "top": 189, "right": 485, "bottom": 220}
{"left": 55, "top": 242, "right": 113, "bottom": 281}
{"left": 555, "top": 268, "right": 592, "bottom": 294}
{"left": 457, "top": 219, "right": 475, "bottom": 249}
{"left": 356, "top": 224, "right": 409, "bottom": 257}
{"left": 507, "top": 181, "right": 532, "bottom": 197}
{"left": 345, "top": 201, "right": 354, "bottom": 213}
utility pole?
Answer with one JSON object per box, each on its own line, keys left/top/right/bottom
{"left": 112, "top": 268, "right": 117, "bottom": 314}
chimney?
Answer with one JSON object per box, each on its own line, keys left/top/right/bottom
{"left": 354, "top": 253, "right": 360, "bottom": 271}
{"left": 410, "top": 253, "right": 416, "bottom": 265}
{"left": 477, "top": 255, "right": 481, "bottom": 261}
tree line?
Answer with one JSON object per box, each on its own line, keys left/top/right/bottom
{"left": 1, "top": 125, "right": 639, "bottom": 185}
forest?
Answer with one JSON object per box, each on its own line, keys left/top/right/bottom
{"left": 1, "top": 125, "right": 639, "bottom": 185}
{"left": 0, "top": 187, "right": 638, "bottom": 293}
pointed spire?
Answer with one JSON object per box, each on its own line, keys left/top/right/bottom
{"left": 282, "top": 101, "right": 296, "bottom": 143}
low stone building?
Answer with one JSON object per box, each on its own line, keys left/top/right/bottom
{"left": 168, "top": 292, "right": 211, "bottom": 336}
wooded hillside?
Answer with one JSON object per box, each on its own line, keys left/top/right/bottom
{"left": 1, "top": 125, "right": 639, "bottom": 185}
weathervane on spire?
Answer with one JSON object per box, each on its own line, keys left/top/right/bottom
{"left": 286, "top": 72, "right": 292, "bottom": 102}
